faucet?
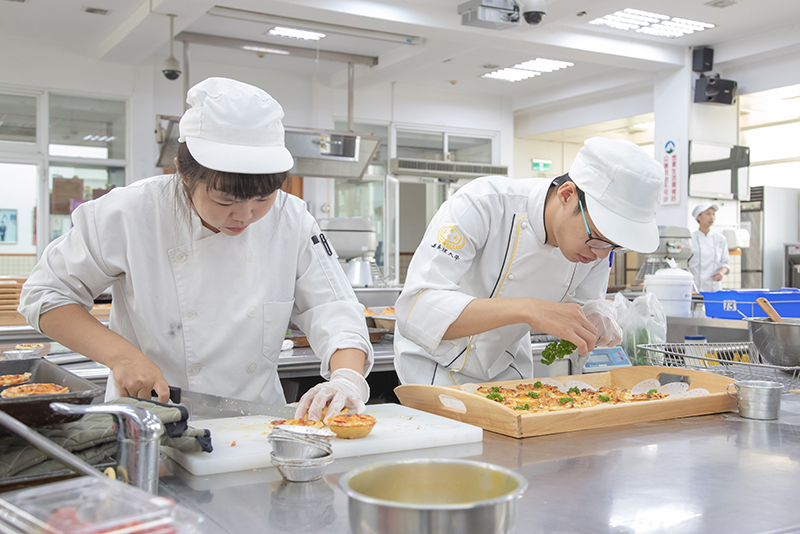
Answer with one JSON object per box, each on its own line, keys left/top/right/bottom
{"left": 50, "top": 403, "right": 164, "bottom": 494}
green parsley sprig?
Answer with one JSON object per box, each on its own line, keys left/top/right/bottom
{"left": 541, "top": 339, "right": 578, "bottom": 365}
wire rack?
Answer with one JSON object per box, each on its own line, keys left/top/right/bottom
{"left": 638, "top": 342, "right": 800, "bottom": 392}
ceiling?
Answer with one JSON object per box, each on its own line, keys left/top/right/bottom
{"left": 2, "top": 0, "right": 800, "bottom": 140}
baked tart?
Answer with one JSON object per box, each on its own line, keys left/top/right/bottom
{"left": 325, "top": 413, "right": 377, "bottom": 439}
{"left": 268, "top": 419, "right": 325, "bottom": 429}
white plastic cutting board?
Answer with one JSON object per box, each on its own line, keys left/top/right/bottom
{"left": 165, "top": 403, "right": 483, "bottom": 476}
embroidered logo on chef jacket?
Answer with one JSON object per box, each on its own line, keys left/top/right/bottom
{"left": 437, "top": 226, "right": 465, "bottom": 250}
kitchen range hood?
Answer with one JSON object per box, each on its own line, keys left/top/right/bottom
{"left": 156, "top": 118, "right": 381, "bottom": 180}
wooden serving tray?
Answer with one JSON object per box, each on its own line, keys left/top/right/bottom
{"left": 394, "top": 366, "right": 738, "bottom": 439}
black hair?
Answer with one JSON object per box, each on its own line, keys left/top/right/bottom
{"left": 549, "top": 173, "right": 585, "bottom": 215}
{"left": 175, "top": 142, "right": 288, "bottom": 200}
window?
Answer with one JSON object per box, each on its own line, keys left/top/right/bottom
{"left": 0, "top": 93, "right": 37, "bottom": 145}
{"left": 47, "top": 94, "right": 127, "bottom": 242}
{"left": 739, "top": 84, "right": 800, "bottom": 189}
{"left": 49, "top": 94, "right": 126, "bottom": 160}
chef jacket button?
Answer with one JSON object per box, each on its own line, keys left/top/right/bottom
{"left": 188, "top": 364, "right": 202, "bottom": 376}
{"left": 183, "top": 309, "right": 197, "bottom": 321}
{"left": 247, "top": 306, "right": 258, "bottom": 318}
{"left": 246, "top": 362, "right": 257, "bottom": 374}
{"left": 470, "top": 344, "right": 477, "bottom": 350}
{"left": 174, "top": 251, "right": 187, "bottom": 263}
{"left": 246, "top": 250, "right": 253, "bottom": 262}
{"left": 507, "top": 273, "right": 515, "bottom": 281}
{"left": 521, "top": 221, "right": 529, "bottom": 229}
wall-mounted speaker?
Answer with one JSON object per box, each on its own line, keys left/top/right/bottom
{"left": 693, "top": 47, "right": 714, "bottom": 73}
{"left": 694, "top": 76, "right": 737, "bottom": 105}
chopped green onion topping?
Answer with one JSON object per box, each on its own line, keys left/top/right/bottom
{"left": 528, "top": 392, "right": 539, "bottom": 399}
{"left": 568, "top": 386, "right": 580, "bottom": 394}
{"left": 599, "top": 395, "right": 610, "bottom": 402}
{"left": 647, "top": 389, "right": 658, "bottom": 395}
{"left": 559, "top": 397, "right": 573, "bottom": 404}
{"left": 491, "top": 387, "right": 501, "bottom": 393}
{"left": 515, "top": 404, "right": 530, "bottom": 410}
{"left": 486, "top": 392, "right": 503, "bottom": 402}
{"left": 533, "top": 381, "right": 543, "bottom": 388}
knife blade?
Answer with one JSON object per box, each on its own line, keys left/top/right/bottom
{"left": 175, "top": 388, "right": 296, "bottom": 420}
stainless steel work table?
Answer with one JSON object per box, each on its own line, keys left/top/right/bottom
{"left": 157, "top": 395, "right": 800, "bottom": 534}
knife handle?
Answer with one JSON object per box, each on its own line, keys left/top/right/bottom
{"left": 150, "top": 386, "right": 182, "bottom": 404}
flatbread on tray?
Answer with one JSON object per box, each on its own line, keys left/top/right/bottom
{"left": 1, "top": 383, "right": 69, "bottom": 398}
{"left": 0, "top": 372, "right": 32, "bottom": 387}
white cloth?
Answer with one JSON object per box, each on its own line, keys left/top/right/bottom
{"left": 688, "top": 229, "right": 730, "bottom": 292}
{"left": 394, "top": 176, "right": 610, "bottom": 386}
{"left": 19, "top": 175, "right": 373, "bottom": 403}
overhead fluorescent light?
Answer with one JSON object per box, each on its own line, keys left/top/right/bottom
{"left": 483, "top": 68, "right": 540, "bottom": 82}
{"left": 208, "top": 7, "right": 421, "bottom": 45}
{"left": 515, "top": 58, "right": 574, "bottom": 73}
{"left": 482, "top": 57, "right": 574, "bottom": 82}
{"left": 241, "top": 45, "right": 291, "bottom": 56}
{"left": 589, "top": 8, "right": 715, "bottom": 38}
{"left": 268, "top": 26, "right": 326, "bottom": 41}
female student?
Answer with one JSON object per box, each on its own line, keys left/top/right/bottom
{"left": 20, "top": 77, "right": 371, "bottom": 420}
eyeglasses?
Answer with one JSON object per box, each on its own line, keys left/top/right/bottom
{"left": 578, "top": 200, "right": 629, "bottom": 253}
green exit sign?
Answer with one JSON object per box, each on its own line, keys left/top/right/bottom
{"left": 532, "top": 159, "right": 552, "bottom": 172}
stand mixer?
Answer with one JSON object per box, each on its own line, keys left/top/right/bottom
{"left": 318, "top": 217, "right": 381, "bottom": 287}
{"left": 636, "top": 226, "right": 693, "bottom": 282}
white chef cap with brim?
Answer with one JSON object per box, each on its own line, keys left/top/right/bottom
{"left": 691, "top": 202, "right": 719, "bottom": 219}
{"left": 178, "top": 77, "right": 294, "bottom": 174}
{"left": 568, "top": 137, "right": 663, "bottom": 254}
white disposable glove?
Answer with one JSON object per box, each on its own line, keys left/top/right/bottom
{"left": 294, "top": 368, "right": 370, "bottom": 421}
{"left": 582, "top": 299, "right": 623, "bottom": 348}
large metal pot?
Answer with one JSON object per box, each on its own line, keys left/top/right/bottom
{"left": 339, "top": 459, "right": 527, "bottom": 534}
{"left": 746, "top": 317, "right": 800, "bottom": 367}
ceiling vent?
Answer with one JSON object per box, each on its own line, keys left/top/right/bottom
{"left": 705, "top": 0, "right": 737, "bottom": 7}
{"left": 3, "top": 0, "right": 28, "bottom": 3}
{"left": 390, "top": 158, "right": 508, "bottom": 180}
{"left": 81, "top": 6, "right": 109, "bottom": 15}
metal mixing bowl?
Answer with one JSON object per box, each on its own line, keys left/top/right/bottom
{"left": 339, "top": 459, "right": 528, "bottom": 534}
{"left": 746, "top": 317, "right": 800, "bottom": 367}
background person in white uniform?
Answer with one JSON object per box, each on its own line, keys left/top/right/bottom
{"left": 688, "top": 202, "right": 730, "bottom": 292}
{"left": 394, "top": 137, "right": 663, "bottom": 386}
{"left": 20, "top": 77, "right": 372, "bottom": 420}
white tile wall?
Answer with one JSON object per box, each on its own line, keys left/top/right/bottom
{"left": 721, "top": 251, "right": 742, "bottom": 289}
{"left": 0, "top": 255, "right": 35, "bottom": 277}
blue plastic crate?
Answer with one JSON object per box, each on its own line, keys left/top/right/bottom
{"left": 701, "top": 289, "right": 800, "bottom": 319}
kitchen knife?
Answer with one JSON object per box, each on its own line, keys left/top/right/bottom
{"left": 170, "top": 388, "right": 296, "bottom": 420}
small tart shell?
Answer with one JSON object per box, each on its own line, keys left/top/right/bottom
{"left": 325, "top": 413, "right": 377, "bottom": 439}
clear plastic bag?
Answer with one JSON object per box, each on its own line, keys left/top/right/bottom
{"left": 613, "top": 292, "right": 667, "bottom": 366}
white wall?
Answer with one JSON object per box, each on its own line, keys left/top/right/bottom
{"left": 512, "top": 138, "right": 581, "bottom": 180}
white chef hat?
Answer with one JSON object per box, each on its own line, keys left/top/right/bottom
{"left": 178, "top": 77, "right": 294, "bottom": 174}
{"left": 692, "top": 202, "right": 719, "bottom": 219}
{"left": 569, "top": 137, "right": 663, "bottom": 253}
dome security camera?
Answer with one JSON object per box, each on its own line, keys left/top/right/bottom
{"left": 519, "top": 0, "right": 547, "bottom": 25}
{"left": 162, "top": 55, "right": 181, "bottom": 81}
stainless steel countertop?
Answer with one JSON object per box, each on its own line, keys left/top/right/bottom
{"left": 158, "top": 395, "right": 800, "bottom": 534}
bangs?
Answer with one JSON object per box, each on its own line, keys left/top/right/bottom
{"left": 176, "top": 142, "right": 288, "bottom": 200}
{"left": 203, "top": 171, "right": 288, "bottom": 200}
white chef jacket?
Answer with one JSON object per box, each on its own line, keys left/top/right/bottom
{"left": 688, "top": 229, "right": 730, "bottom": 292}
{"left": 394, "top": 176, "right": 611, "bottom": 386}
{"left": 19, "top": 175, "right": 373, "bottom": 403}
